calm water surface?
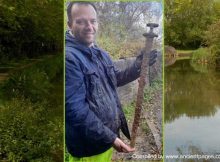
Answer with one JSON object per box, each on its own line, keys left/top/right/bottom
{"left": 165, "top": 59, "right": 220, "bottom": 157}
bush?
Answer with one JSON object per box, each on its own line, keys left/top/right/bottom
{"left": 37, "top": 54, "right": 63, "bottom": 81}
{"left": 1, "top": 54, "right": 63, "bottom": 102}
{"left": 204, "top": 19, "right": 220, "bottom": 66}
{"left": 0, "top": 98, "right": 55, "bottom": 161}
{"left": 2, "top": 68, "right": 51, "bottom": 102}
{"left": 0, "top": 54, "right": 63, "bottom": 161}
{"left": 97, "top": 36, "right": 143, "bottom": 59}
{"left": 191, "top": 48, "right": 215, "bottom": 65}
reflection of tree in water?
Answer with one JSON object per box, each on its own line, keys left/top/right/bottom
{"left": 165, "top": 60, "right": 220, "bottom": 123}
{"left": 176, "top": 144, "right": 218, "bottom": 162}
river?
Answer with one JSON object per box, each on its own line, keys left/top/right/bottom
{"left": 165, "top": 59, "right": 220, "bottom": 161}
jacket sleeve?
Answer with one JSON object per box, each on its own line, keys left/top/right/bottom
{"left": 65, "top": 52, "right": 117, "bottom": 145}
{"left": 113, "top": 56, "right": 142, "bottom": 87}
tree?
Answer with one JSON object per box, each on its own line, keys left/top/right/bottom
{"left": 0, "top": 0, "right": 63, "bottom": 61}
{"left": 95, "top": 2, "right": 156, "bottom": 41}
{"left": 204, "top": 19, "right": 220, "bottom": 59}
{"left": 165, "top": 0, "right": 216, "bottom": 49}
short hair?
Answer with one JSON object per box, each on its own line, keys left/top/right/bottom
{"left": 67, "top": 1, "right": 97, "bottom": 24}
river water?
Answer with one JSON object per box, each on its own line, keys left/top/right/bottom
{"left": 165, "top": 59, "right": 220, "bottom": 160}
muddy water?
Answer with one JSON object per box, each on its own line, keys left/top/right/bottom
{"left": 165, "top": 59, "right": 220, "bottom": 158}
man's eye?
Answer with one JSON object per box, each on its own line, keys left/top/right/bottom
{"left": 75, "top": 19, "right": 97, "bottom": 25}
{"left": 91, "top": 20, "right": 97, "bottom": 24}
{"left": 76, "top": 20, "right": 84, "bottom": 25}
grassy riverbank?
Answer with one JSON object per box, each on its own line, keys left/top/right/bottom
{"left": 176, "top": 49, "right": 216, "bottom": 66}
{"left": 176, "top": 49, "right": 195, "bottom": 60}
{"left": 0, "top": 54, "right": 63, "bottom": 161}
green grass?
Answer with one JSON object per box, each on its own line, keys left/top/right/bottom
{"left": 176, "top": 49, "right": 196, "bottom": 53}
{"left": 123, "top": 78, "right": 162, "bottom": 122}
{"left": 176, "top": 49, "right": 197, "bottom": 60}
{"left": 123, "top": 102, "right": 135, "bottom": 121}
{"left": 0, "top": 54, "right": 63, "bottom": 161}
{"left": 176, "top": 56, "right": 191, "bottom": 60}
{"left": 140, "top": 119, "right": 150, "bottom": 133}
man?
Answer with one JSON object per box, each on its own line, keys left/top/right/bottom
{"left": 65, "top": 2, "right": 157, "bottom": 161}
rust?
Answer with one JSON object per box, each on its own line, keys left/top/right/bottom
{"left": 130, "top": 23, "right": 158, "bottom": 148}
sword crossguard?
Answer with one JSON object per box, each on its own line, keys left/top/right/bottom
{"left": 143, "top": 23, "right": 159, "bottom": 38}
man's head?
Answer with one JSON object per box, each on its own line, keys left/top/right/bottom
{"left": 67, "top": 2, "right": 98, "bottom": 47}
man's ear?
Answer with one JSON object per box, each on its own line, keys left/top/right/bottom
{"left": 67, "top": 21, "right": 71, "bottom": 30}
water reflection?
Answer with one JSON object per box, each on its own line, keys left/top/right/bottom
{"left": 165, "top": 59, "right": 220, "bottom": 157}
{"left": 166, "top": 107, "right": 220, "bottom": 154}
{"left": 165, "top": 60, "right": 220, "bottom": 123}
{"left": 172, "top": 144, "right": 219, "bottom": 162}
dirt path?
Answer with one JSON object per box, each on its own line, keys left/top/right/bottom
{"left": 112, "top": 87, "right": 162, "bottom": 161}
{"left": 0, "top": 73, "right": 9, "bottom": 83}
{"left": 0, "top": 55, "right": 55, "bottom": 84}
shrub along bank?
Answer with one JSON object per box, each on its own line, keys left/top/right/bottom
{"left": 0, "top": 54, "right": 63, "bottom": 161}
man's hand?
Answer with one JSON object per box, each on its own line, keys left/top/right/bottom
{"left": 136, "top": 49, "right": 158, "bottom": 67}
{"left": 113, "top": 137, "right": 135, "bottom": 153}
{"left": 149, "top": 49, "right": 158, "bottom": 66}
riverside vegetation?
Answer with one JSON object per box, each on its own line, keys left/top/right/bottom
{"left": 0, "top": 0, "right": 63, "bottom": 161}
{"left": 0, "top": 54, "right": 63, "bottom": 161}
{"left": 165, "top": 0, "right": 220, "bottom": 67}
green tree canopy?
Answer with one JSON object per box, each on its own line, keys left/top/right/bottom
{"left": 0, "top": 0, "right": 63, "bottom": 61}
{"left": 165, "top": 0, "right": 218, "bottom": 49}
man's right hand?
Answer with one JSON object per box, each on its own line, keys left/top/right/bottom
{"left": 113, "top": 137, "right": 135, "bottom": 153}
{"left": 136, "top": 49, "right": 158, "bottom": 67}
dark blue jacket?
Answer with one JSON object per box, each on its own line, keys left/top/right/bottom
{"left": 65, "top": 31, "right": 142, "bottom": 157}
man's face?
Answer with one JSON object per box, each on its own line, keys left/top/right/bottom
{"left": 69, "top": 4, "right": 98, "bottom": 47}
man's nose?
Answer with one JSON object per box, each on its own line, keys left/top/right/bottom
{"left": 85, "top": 21, "right": 93, "bottom": 30}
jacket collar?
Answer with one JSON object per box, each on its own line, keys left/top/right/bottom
{"left": 66, "top": 30, "right": 100, "bottom": 59}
